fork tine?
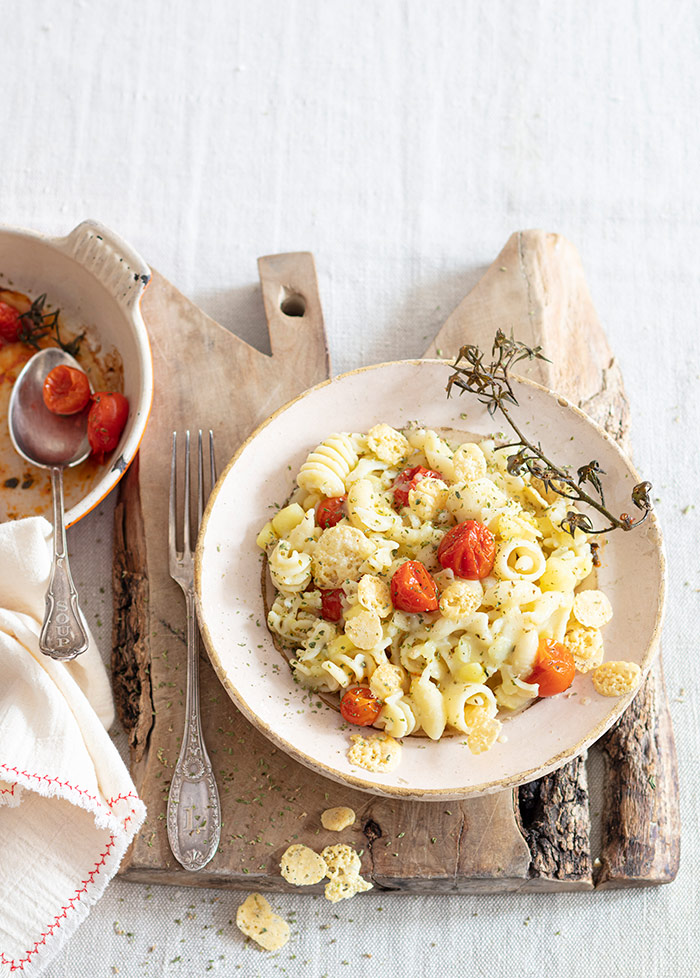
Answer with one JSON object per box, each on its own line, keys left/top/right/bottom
{"left": 183, "top": 430, "right": 191, "bottom": 554}
{"left": 170, "top": 430, "right": 216, "bottom": 566}
{"left": 197, "top": 430, "right": 204, "bottom": 528}
{"left": 209, "top": 429, "right": 216, "bottom": 488}
{"left": 169, "top": 432, "right": 178, "bottom": 556}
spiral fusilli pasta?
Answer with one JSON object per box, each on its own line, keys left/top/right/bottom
{"left": 297, "top": 433, "right": 362, "bottom": 497}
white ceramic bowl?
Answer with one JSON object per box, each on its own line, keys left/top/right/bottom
{"left": 0, "top": 220, "right": 153, "bottom": 525}
{"left": 195, "top": 361, "right": 665, "bottom": 801}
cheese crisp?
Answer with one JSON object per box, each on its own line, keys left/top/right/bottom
{"left": 321, "top": 844, "right": 373, "bottom": 903}
{"left": 321, "top": 806, "right": 357, "bottom": 831}
{"left": 347, "top": 733, "right": 402, "bottom": 773}
{"left": 236, "top": 893, "right": 289, "bottom": 951}
{"left": 278, "top": 840, "right": 371, "bottom": 903}
{"left": 260, "top": 425, "right": 615, "bottom": 756}
{"left": 279, "top": 844, "right": 327, "bottom": 885}
{"left": 592, "top": 660, "right": 641, "bottom": 697}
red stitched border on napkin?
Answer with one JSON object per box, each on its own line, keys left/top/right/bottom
{"left": 0, "top": 765, "right": 137, "bottom": 822}
{"left": 0, "top": 764, "right": 140, "bottom": 972}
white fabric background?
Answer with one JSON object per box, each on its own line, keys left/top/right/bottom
{"left": 2, "top": 0, "right": 698, "bottom": 975}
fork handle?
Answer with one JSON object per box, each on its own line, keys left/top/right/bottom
{"left": 166, "top": 588, "right": 221, "bottom": 871}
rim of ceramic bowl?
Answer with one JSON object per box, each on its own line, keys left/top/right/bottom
{"left": 195, "top": 359, "right": 666, "bottom": 800}
{"left": 0, "top": 220, "right": 154, "bottom": 526}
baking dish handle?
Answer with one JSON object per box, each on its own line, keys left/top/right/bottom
{"left": 50, "top": 220, "right": 151, "bottom": 312}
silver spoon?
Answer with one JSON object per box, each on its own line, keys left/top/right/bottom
{"left": 8, "top": 347, "right": 91, "bottom": 660}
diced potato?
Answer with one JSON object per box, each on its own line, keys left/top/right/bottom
{"left": 271, "top": 503, "right": 306, "bottom": 538}
{"left": 256, "top": 521, "right": 277, "bottom": 549}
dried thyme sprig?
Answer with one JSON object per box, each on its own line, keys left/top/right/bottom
{"left": 18, "top": 293, "right": 84, "bottom": 357}
{"left": 446, "top": 329, "right": 653, "bottom": 535}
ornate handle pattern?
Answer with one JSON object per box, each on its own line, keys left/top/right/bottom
{"left": 166, "top": 589, "right": 221, "bottom": 870}
{"left": 39, "top": 467, "right": 89, "bottom": 660}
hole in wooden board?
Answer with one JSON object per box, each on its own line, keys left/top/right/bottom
{"left": 280, "top": 288, "right": 306, "bottom": 317}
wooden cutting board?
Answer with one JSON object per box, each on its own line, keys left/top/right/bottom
{"left": 113, "top": 233, "right": 679, "bottom": 892}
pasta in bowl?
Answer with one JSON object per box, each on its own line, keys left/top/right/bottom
{"left": 259, "top": 424, "right": 610, "bottom": 755}
{"left": 195, "top": 361, "right": 665, "bottom": 800}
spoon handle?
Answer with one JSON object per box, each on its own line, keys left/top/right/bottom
{"left": 39, "top": 466, "right": 89, "bottom": 661}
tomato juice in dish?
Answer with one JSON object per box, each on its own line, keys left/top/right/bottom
{"left": 0, "top": 290, "right": 124, "bottom": 522}
{"left": 258, "top": 423, "right": 615, "bottom": 756}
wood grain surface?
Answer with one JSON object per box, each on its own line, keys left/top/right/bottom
{"left": 113, "top": 233, "right": 679, "bottom": 892}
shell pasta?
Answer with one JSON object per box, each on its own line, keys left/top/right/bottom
{"left": 258, "top": 425, "right": 612, "bottom": 755}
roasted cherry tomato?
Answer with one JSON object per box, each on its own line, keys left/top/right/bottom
{"left": 392, "top": 465, "right": 443, "bottom": 508}
{"left": 437, "top": 519, "right": 495, "bottom": 580}
{"left": 42, "top": 364, "right": 91, "bottom": 415}
{"left": 316, "top": 495, "right": 347, "bottom": 529}
{"left": 340, "top": 685, "right": 382, "bottom": 726}
{"left": 390, "top": 559, "right": 439, "bottom": 613}
{"left": 525, "top": 638, "right": 576, "bottom": 697}
{"left": 320, "top": 587, "right": 344, "bottom": 622}
{"left": 87, "top": 391, "right": 129, "bottom": 462}
{"left": 0, "top": 301, "right": 21, "bottom": 344}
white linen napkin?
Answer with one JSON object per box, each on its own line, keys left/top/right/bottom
{"left": 0, "top": 517, "right": 146, "bottom": 977}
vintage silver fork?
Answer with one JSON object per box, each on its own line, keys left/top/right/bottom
{"left": 166, "top": 430, "right": 221, "bottom": 871}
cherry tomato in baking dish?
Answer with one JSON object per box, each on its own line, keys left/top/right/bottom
{"left": 316, "top": 495, "right": 347, "bottom": 529}
{"left": 437, "top": 519, "right": 495, "bottom": 580}
{"left": 392, "top": 465, "right": 442, "bottom": 508}
{"left": 390, "top": 560, "right": 439, "bottom": 613}
{"left": 340, "top": 686, "right": 382, "bottom": 726}
{"left": 42, "top": 365, "right": 91, "bottom": 415}
{"left": 525, "top": 638, "right": 575, "bottom": 697}
{"left": 320, "top": 588, "right": 344, "bottom": 622}
{"left": 0, "top": 301, "right": 21, "bottom": 344}
{"left": 87, "top": 391, "right": 129, "bottom": 462}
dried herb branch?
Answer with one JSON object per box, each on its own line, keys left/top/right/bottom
{"left": 18, "top": 293, "right": 84, "bottom": 357}
{"left": 446, "top": 329, "right": 653, "bottom": 535}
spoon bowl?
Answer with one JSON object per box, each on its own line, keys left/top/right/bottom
{"left": 8, "top": 348, "right": 91, "bottom": 469}
{"left": 8, "top": 347, "right": 91, "bottom": 660}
